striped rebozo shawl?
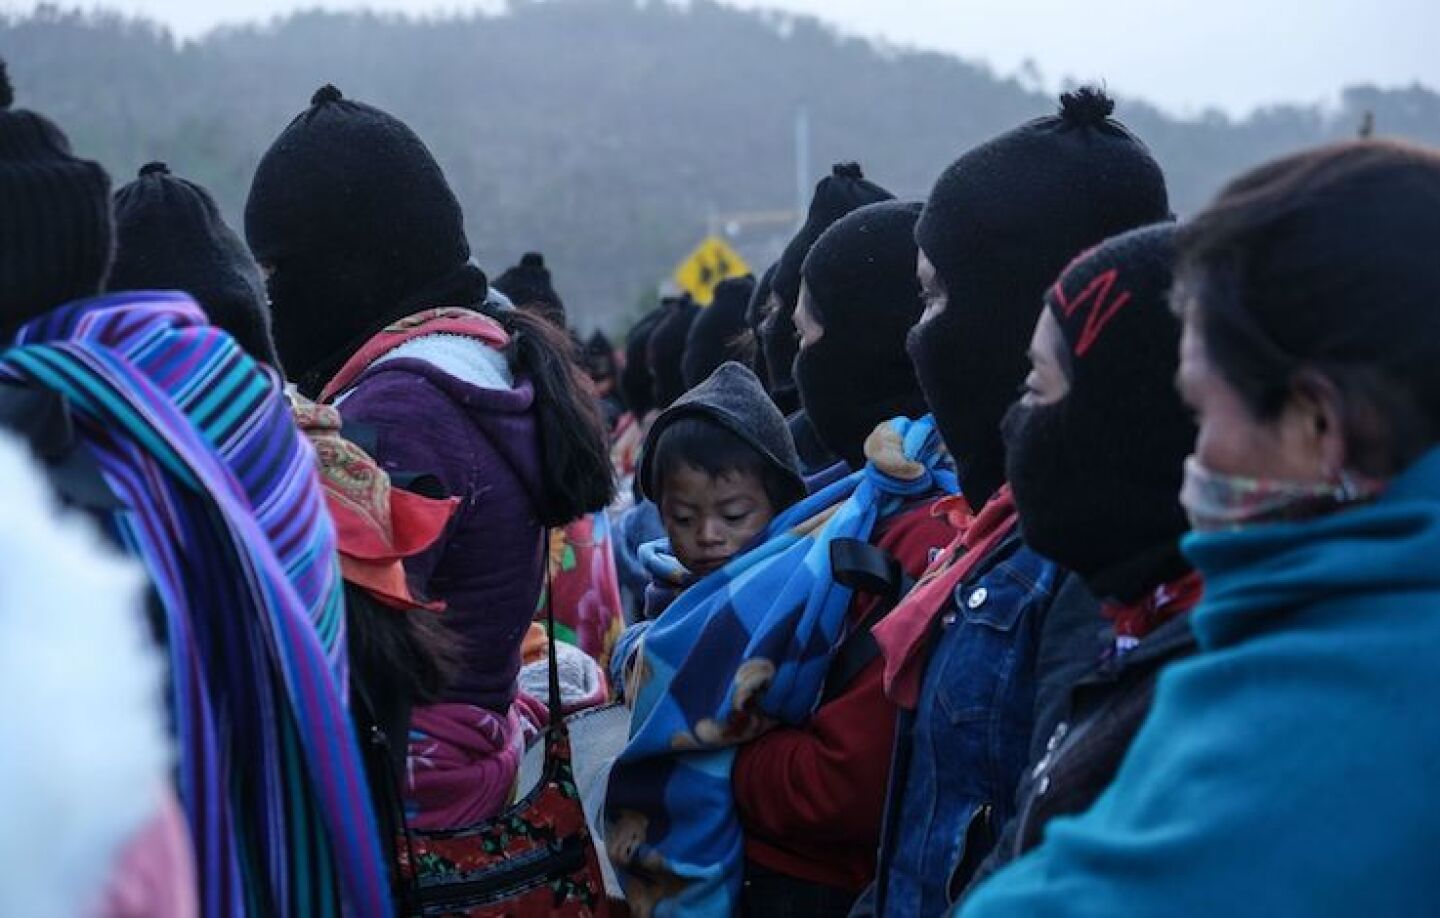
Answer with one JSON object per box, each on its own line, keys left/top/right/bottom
{"left": 0, "top": 293, "right": 390, "bottom": 916}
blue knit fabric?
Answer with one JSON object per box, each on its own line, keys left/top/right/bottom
{"left": 962, "top": 446, "right": 1440, "bottom": 917}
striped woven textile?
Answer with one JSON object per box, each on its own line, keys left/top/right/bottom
{"left": 1, "top": 292, "right": 390, "bottom": 917}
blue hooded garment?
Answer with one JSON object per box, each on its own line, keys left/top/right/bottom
{"left": 961, "top": 446, "right": 1440, "bottom": 917}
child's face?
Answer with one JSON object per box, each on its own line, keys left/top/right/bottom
{"left": 659, "top": 465, "right": 776, "bottom": 577}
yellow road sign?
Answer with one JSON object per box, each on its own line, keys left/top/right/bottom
{"left": 673, "top": 235, "right": 750, "bottom": 305}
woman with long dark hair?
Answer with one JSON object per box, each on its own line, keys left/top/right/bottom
{"left": 246, "top": 85, "right": 614, "bottom": 831}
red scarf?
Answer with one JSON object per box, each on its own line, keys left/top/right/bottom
{"left": 1103, "top": 569, "right": 1205, "bottom": 654}
{"left": 874, "top": 487, "right": 1019, "bottom": 709}
{"left": 292, "top": 394, "right": 458, "bottom": 611}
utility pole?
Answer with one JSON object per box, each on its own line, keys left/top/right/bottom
{"left": 794, "top": 107, "right": 810, "bottom": 231}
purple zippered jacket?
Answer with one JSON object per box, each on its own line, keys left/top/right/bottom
{"left": 339, "top": 354, "right": 545, "bottom": 713}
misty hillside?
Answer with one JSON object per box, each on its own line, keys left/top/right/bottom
{"left": 4, "top": 0, "right": 1439, "bottom": 329}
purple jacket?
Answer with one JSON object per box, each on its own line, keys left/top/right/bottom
{"left": 340, "top": 353, "right": 545, "bottom": 713}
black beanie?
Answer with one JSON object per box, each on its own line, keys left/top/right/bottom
{"left": 245, "top": 84, "right": 486, "bottom": 396}
{"left": 586, "top": 330, "right": 614, "bottom": 358}
{"left": 909, "top": 88, "right": 1170, "bottom": 506}
{"left": 584, "top": 330, "right": 617, "bottom": 380}
{"left": 762, "top": 163, "right": 894, "bottom": 407}
{"left": 0, "top": 61, "right": 113, "bottom": 330}
{"left": 683, "top": 274, "right": 755, "bottom": 389}
{"left": 648, "top": 296, "right": 700, "bottom": 410}
{"left": 638, "top": 361, "right": 805, "bottom": 510}
{"left": 795, "top": 201, "right": 927, "bottom": 469}
{"left": 620, "top": 307, "right": 664, "bottom": 417}
{"left": 112, "top": 163, "right": 280, "bottom": 368}
{"left": 493, "top": 252, "right": 566, "bottom": 327}
{"left": 1003, "top": 223, "right": 1195, "bottom": 601}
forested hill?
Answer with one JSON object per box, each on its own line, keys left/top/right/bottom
{"left": 5, "top": 0, "right": 1439, "bottom": 329}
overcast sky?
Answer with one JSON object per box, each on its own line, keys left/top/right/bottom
{"left": 6, "top": 0, "right": 1433, "bottom": 115}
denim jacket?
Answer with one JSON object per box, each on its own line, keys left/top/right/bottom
{"left": 874, "top": 532, "right": 1061, "bottom": 917}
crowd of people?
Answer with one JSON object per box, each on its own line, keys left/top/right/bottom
{"left": 4, "top": 51, "right": 1440, "bottom": 918}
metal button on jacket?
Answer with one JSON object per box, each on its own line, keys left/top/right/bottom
{"left": 966, "top": 587, "right": 988, "bottom": 609}
{"left": 1047, "top": 722, "right": 1069, "bottom": 752}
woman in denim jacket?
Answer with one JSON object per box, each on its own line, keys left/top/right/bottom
{"left": 868, "top": 504, "right": 1087, "bottom": 916}
{"left": 855, "top": 87, "right": 1170, "bottom": 916}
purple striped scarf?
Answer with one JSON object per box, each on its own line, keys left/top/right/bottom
{"left": 1, "top": 292, "right": 390, "bottom": 916}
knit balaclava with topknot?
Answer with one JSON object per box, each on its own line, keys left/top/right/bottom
{"left": 112, "top": 162, "right": 280, "bottom": 368}
{"left": 909, "top": 88, "right": 1170, "bottom": 506}
{"left": 1003, "top": 223, "right": 1194, "bottom": 602}
{"left": 0, "top": 60, "right": 113, "bottom": 331}
{"left": 245, "top": 84, "right": 486, "bottom": 396}
{"left": 761, "top": 162, "right": 893, "bottom": 409}
{"left": 493, "top": 252, "right": 566, "bottom": 327}
{"left": 647, "top": 296, "right": 700, "bottom": 410}
{"left": 795, "top": 201, "right": 927, "bottom": 469}
{"left": 620, "top": 307, "right": 664, "bottom": 418}
{"left": 748, "top": 263, "right": 791, "bottom": 412}
{"left": 683, "top": 274, "right": 755, "bottom": 390}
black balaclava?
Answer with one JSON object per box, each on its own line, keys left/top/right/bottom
{"left": 788, "top": 411, "right": 839, "bottom": 477}
{"left": 795, "top": 201, "right": 927, "bottom": 469}
{"left": 245, "top": 84, "right": 486, "bottom": 397}
{"left": 759, "top": 283, "right": 799, "bottom": 410}
{"left": 683, "top": 274, "right": 755, "bottom": 389}
{"left": 745, "top": 263, "right": 776, "bottom": 337}
{"left": 746, "top": 263, "right": 776, "bottom": 395}
{"left": 910, "top": 88, "right": 1170, "bottom": 507}
{"left": 648, "top": 296, "right": 700, "bottom": 410}
{"left": 620, "top": 307, "right": 664, "bottom": 417}
{"left": 763, "top": 163, "right": 894, "bottom": 410}
{"left": 112, "top": 163, "right": 281, "bottom": 368}
{"left": 1003, "top": 223, "right": 1194, "bottom": 602}
{"left": 493, "top": 252, "right": 566, "bottom": 327}
{"left": 0, "top": 60, "right": 113, "bottom": 331}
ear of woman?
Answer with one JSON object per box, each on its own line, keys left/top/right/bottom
{"left": 1281, "top": 370, "right": 1348, "bottom": 483}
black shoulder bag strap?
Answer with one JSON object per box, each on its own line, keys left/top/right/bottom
{"left": 541, "top": 531, "right": 566, "bottom": 733}
{"left": 820, "top": 537, "right": 916, "bottom": 706}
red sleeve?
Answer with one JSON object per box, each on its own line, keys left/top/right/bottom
{"left": 734, "top": 650, "right": 896, "bottom": 846}
{"left": 876, "top": 498, "right": 962, "bottom": 585}
{"left": 732, "top": 500, "right": 957, "bottom": 849}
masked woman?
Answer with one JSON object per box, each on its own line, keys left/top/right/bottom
{"left": 961, "top": 223, "right": 1198, "bottom": 895}
{"left": 247, "top": 85, "right": 613, "bottom": 831}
